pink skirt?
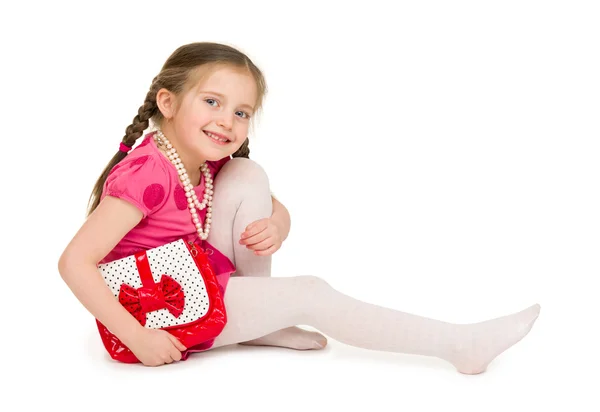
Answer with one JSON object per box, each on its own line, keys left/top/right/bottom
{"left": 199, "top": 238, "right": 236, "bottom": 295}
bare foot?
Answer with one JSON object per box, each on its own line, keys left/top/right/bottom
{"left": 448, "top": 303, "right": 541, "bottom": 374}
{"left": 239, "top": 326, "right": 328, "bottom": 350}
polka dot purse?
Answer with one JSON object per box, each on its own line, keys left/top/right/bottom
{"left": 95, "top": 239, "right": 227, "bottom": 363}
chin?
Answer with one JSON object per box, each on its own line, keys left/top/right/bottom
{"left": 201, "top": 147, "right": 233, "bottom": 162}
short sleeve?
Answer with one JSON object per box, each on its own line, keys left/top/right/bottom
{"left": 101, "top": 153, "right": 170, "bottom": 218}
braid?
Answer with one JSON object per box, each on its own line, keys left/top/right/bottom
{"left": 122, "top": 78, "right": 160, "bottom": 148}
{"left": 232, "top": 137, "right": 250, "bottom": 158}
{"left": 86, "top": 79, "right": 161, "bottom": 216}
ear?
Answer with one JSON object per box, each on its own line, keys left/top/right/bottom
{"left": 156, "top": 88, "right": 178, "bottom": 119}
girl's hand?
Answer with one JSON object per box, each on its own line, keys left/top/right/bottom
{"left": 128, "top": 328, "right": 187, "bottom": 367}
{"left": 239, "top": 217, "right": 283, "bottom": 256}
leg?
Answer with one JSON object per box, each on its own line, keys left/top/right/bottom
{"left": 207, "top": 157, "right": 326, "bottom": 350}
{"left": 212, "top": 276, "right": 541, "bottom": 375}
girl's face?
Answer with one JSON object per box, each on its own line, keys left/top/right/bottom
{"left": 167, "top": 66, "right": 258, "bottom": 163}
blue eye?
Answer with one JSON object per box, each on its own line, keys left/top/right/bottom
{"left": 205, "top": 98, "right": 250, "bottom": 119}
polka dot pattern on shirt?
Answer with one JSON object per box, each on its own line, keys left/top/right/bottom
{"left": 130, "top": 155, "right": 149, "bottom": 167}
{"left": 110, "top": 163, "right": 123, "bottom": 174}
{"left": 97, "top": 239, "right": 210, "bottom": 329}
{"left": 174, "top": 184, "right": 188, "bottom": 210}
{"left": 143, "top": 183, "right": 165, "bottom": 210}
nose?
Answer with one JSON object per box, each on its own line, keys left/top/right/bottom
{"left": 217, "top": 112, "right": 233, "bottom": 130}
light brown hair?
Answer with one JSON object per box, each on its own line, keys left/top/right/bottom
{"left": 86, "top": 42, "right": 267, "bottom": 216}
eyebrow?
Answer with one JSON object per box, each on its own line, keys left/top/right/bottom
{"left": 200, "top": 90, "right": 255, "bottom": 112}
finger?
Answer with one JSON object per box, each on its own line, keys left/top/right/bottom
{"left": 162, "top": 355, "right": 174, "bottom": 364}
{"left": 240, "top": 230, "right": 269, "bottom": 245}
{"left": 253, "top": 244, "right": 279, "bottom": 256}
{"left": 246, "top": 238, "right": 273, "bottom": 251}
{"left": 240, "top": 227, "right": 267, "bottom": 242}
{"left": 170, "top": 345, "right": 182, "bottom": 361}
{"left": 167, "top": 334, "right": 187, "bottom": 351}
{"left": 241, "top": 220, "right": 267, "bottom": 239}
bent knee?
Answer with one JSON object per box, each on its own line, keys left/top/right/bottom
{"left": 219, "top": 157, "right": 268, "bottom": 180}
{"left": 219, "top": 157, "right": 269, "bottom": 186}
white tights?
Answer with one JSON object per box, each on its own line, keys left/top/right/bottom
{"left": 206, "top": 158, "right": 540, "bottom": 374}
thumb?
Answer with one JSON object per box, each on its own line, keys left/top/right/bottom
{"left": 167, "top": 334, "right": 187, "bottom": 351}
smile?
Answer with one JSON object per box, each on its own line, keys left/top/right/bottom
{"left": 203, "top": 131, "right": 230, "bottom": 145}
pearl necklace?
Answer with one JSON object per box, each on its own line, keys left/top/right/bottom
{"left": 153, "top": 129, "right": 213, "bottom": 241}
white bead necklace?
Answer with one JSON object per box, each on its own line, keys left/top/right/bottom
{"left": 153, "top": 129, "right": 213, "bottom": 241}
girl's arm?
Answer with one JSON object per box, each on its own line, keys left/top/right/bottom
{"left": 270, "top": 193, "right": 291, "bottom": 241}
{"left": 58, "top": 197, "right": 146, "bottom": 348}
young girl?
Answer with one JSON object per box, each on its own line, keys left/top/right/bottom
{"left": 58, "top": 42, "right": 541, "bottom": 374}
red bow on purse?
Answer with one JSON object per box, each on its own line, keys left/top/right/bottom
{"left": 117, "top": 251, "right": 185, "bottom": 326}
{"left": 118, "top": 275, "right": 184, "bottom": 326}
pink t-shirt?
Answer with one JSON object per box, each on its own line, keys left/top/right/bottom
{"left": 99, "top": 132, "right": 236, "bottom": 294}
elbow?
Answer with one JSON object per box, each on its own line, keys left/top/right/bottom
{"left": 58, "top": 249, "right": 83, "bottom": 283}
{"left": 58, "top": 251, "right": 71, "bottom": 281}
{"left": 58, "top": 247, "right": 102, "bottom": 282}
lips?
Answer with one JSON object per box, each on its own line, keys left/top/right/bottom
{"left": 203, "top": 130, "right": 231, "bottom": 143}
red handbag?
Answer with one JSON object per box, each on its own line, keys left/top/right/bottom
{"left": 96, "top": 239, "right": 227, "bottom": 363}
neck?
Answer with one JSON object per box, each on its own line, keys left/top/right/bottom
{"left": 158, "top": 124, "right": 206, "bottom": 185}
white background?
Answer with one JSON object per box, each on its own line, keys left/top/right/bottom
{"left": 1, "top": 0, "right": 598, "bottom": 411}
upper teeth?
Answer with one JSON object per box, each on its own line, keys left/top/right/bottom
{"left": 206, "top": 132, "right": 227, "bottom": 142}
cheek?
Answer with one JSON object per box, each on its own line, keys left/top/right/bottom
{"left": 233, "top": 138, "right": 247, "bottom": 152}
{"left": 235, "top": 122, "right": 249, "bottom": 137}
{"left": 180, "top": 103, "right": 208, "bottom": 127}
{"left": 183, "top": 110, "right": 203, "bottom": 126}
